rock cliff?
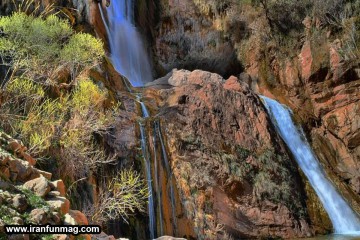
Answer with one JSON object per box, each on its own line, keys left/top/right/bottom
{"left": 146, "top": 0, "right": 360, "bottom": 224}
{"left": 145, "top": 69, "right": 330, "bottom": 239}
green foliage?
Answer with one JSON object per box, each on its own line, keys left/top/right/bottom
{"left": 0, "top": 7, "right": 126, "bottom": 232}
{"left": 16, "top": 98, "right": 66, "bottom": 154}
{"left": 0, "top": 205, "right": 16, "bottom": 224}
{"left": 0, "top": 12, "right": 104, "bottom": 84}
{"left": 0, "top": 12, "right": 72, "bottom": 82}
{"left": 7, "top": 78, "right": 45, "bottom": 98}
{"left": 2, "top": 78, "right": 45, "bottom": 117}
{"left": 61, "top": 33, "right": 104, "bottom": 68}
{"left": 71, "top": 78, "right": 106, "bottom": 115}
{"left": 19, "top": 187, "right": 49, "bottom": 209}
{"left": 0, "top": 11, "right": 116, "bottom": 181}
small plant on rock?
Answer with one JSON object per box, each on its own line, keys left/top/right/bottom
{"left": 87, "top": 169, "right": 149, "bottom": 224}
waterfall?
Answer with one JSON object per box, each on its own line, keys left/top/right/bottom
{"left": 139, "top": 102, "right": 155, "bottom": 239}
{"left": 140, "top": 101, "right": 150, "bottom": 118}
{"left": 102, "top": 0, "right": 152, "bottom": 87}
{"left": 99, "top": 1, "right": 177, "bottom": 238}
{"left": 260, "top": 96, "right": 360, "bottom": 234}
{"left": 139, "top": 123, "right": 155, "bottom": 239}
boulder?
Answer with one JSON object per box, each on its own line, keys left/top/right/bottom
{"left": 51, "top": 212, "right": 62, "bottom": 225}
{"left": 49, "top": 180, "right": 66, "bottom": 196}
{"left": 47, "top": 191, "right": 61, "bottom": 198}
{"left": 0, "top": 180, "right": 14, "bottom": 190}
{"left": 6, "top": 140, "right": 26, "bottom": 153}
{"left": 64, "top": 213, "right": 76, "bottom": 225}
{"left": 8, "top": 158, "right": 33, "bottom": 182}
{"left": 37, "top": 170, "right": 52, "bottom": 180}
{"left": 20, "top": 152, "right": 36, "bottom": 166}
{"left": 12, "top": 217, "right": 23, "bottom": 225}
{"left": 24, "top": 175, "right": 51, "bottom": 197}
{"left": 29, "top": 209, "right": 49, "bottom": 224}
{"left": 11, "top": 194, "right": 28, "bottom": 213}
{"left": 46, "top": 196, "right": 70, "bottom": 215}
{"left": 145, "top": 69, "right": 313, "bottom": 239}
{"left": 69, "top": 210, "right": 88, "bottom": 225}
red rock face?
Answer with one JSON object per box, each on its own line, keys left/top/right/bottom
{"left": 145, "top": 69, "right": 326, "bottom": 239}
{"left": 244, "top": 24, "right": 360, "bottom": 215}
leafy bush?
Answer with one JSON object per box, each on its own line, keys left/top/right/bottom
{"left": 19, "top": 187, "right": 49, "bottom": 209}
{"left": 61, "top": 33, "right": 104, "bottom": 80}
{"left": 0, "top": 13, "right": 72, "bottom": 83}
{"left": 70, "top": 78, "right": 107, "bottom": 116}
{"left": 16, "top": 98, "right": 66, "bottom": 154}
{"left": 7, "top": 78, "right": 45, "bottom": 99}
{"left": 2, "top": 77, "right": 45, "bottom": 118}
{"left": 0, "top": 12, "right": 103, "bottom": 86}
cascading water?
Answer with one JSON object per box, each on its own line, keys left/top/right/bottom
{"left": 139, "top": 103, "right": 155, "bottom": 239}
{"left": 102, "top": 0, "right": 152, "bottom": 87}
{"left": 140, "top": 101, "right": 150, "bottom": 118}
{"left": 260, "top": 96, "right": 360, "bottom": 234}
{"left": 99, "top": 1, "right": 160, "bottom": 237}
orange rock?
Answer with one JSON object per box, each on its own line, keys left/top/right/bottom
{"left": 223, "top": 76, "right": 246, "bottom": 92}
{"left": 50, "top": 180, "right": 66, "bottom": 197}
{"left": 69, "top": 210, "right": 89, "bottom": 225}
{"left": 21, "top": 152, "right": 36, "bottom": 166}
{"left": 299, "top": 41, "right": 313, "bottom": 82}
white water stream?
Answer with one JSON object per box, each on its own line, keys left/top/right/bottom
{"left": 261, "top": 96, "right": 360, "bottom": 234}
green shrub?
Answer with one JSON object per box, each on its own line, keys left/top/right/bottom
{"left": 16, "top": 98, "right": 66, "bottom": 154}
{"left": 7, "top": 78, "right": 45, "bottom": 98}
{"left": 0, "top": 7, "right": 123, "bottom": 223}
{"left": 0, "top": 12, "right": 104, "bottom": 85}
{"left": 70, "top": 78, "right": 107, "bottom": 115}
{"left": 61, "top": 33, "right": 104, "bottom": 79}
{"left": 0, "top": 12, "right": 72, "bottom": 82}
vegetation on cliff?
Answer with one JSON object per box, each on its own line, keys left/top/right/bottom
{"left": 0, "top": 7, "right": 148, "bottom": 229}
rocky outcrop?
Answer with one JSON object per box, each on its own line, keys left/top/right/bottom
{"left": 145, "top": 69, "right": 329, "bottom": 239}
{"left": 0, "top": 131, "right": 91, "bottom": 239}
{"left": 141, "top": 1, "right": 360, "bottom": 215}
